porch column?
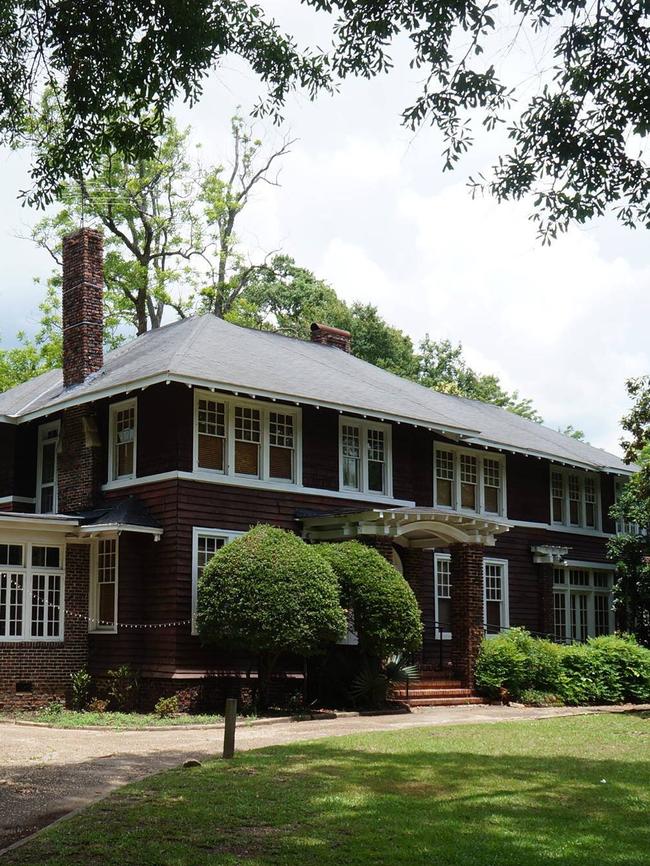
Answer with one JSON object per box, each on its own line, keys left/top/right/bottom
{"left": 450, "top": 543, "right": 484, "bottom": 685}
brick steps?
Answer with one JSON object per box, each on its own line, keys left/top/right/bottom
{"left": 393, "top": 668, "right": 487, "bottom": 708}
{"left": 393, "top": 687, "right": 474, "bottom": 699}
{"left": 405, "top": 696, "right": 486, "bottom": 707}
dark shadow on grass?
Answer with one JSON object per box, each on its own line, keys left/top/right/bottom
{"left": 3, "top": 717, "right": 649, "bottom": 866}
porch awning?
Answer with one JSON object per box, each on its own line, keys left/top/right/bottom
{"left": 301, "top": 507, "right": 510, "bottom": 548}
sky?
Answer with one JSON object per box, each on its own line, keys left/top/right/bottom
{"left": 0, "top": 2, "right": 648, "bottom": 456}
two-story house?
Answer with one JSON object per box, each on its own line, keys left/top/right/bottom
{"left": 0, "top": 228, "right": 632, "bottom": 709}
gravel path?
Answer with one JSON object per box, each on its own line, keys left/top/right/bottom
{"left": 1, "top": 703, "right": 646, "bottom": 853}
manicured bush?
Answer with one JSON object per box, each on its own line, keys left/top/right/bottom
{"left": 197, "top": 525, "right": 347, "bottom": 708}
{"left": 314, "top": 541, "right": 423, "bottom": 658}
{"left": 154, "top": 695, "right": 179, "bottom": 718}
{"left": 519, "top": 689, "right": 565, "bottom": 707}
{"left": 475, "top": 629, "right": 650, "bottom": 705}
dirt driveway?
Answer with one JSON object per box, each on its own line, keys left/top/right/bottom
{"left": 1, "top": 703, "right": 644, "bottom": 853}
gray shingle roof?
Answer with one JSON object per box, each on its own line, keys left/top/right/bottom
{"left": 0, "top": 314, "right": 630, "bottom": 473}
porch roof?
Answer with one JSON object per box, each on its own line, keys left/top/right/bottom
{"left": 300, "top": 507, "right": 511, "bottom": 548}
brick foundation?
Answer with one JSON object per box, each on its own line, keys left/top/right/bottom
{"left": 450, "top": 543, "right": 484, "bottom": 686}
{"left": 0, "top": 544, "right": 90, "bottom": 711}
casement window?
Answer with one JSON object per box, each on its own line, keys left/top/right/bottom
{"left": 434, "top": 445, "right": 506, "bottom": 517}
{"left": 434, "top": 554, "right": 509, "bottom": 639}
{"left": 0, "top": 542, "right": 64, "bottom": 641}
{"left": 339, "top": 418, "right": 392, "bottom": 497}
{"left": 191, "top": 527, "right": 243, "bottom": 634}
{"left": 194, "top": 392, "right": 301, "bottom": 485}
{"left": 109, "top": 399, "right": 137, "bottom": 481}
{"left": 36, "top": 421, "right": 60, "bottom": 513}
{"left": 552, "top": 567, "right": 614, "bottom": 642}
{"left": 550, "top": 468, "right": 601, "bottom": 530}
{"left": 90, "top": 538, "right": 118, "bottom": 632}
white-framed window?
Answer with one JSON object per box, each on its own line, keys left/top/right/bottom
{"left": 194, "top": 391, "right": 301, "bottom": 485}
{"left": 434, "top": 444, "right": 507, "bottom": 517}
{"left": 484, "top": 559, "right": 509, "bottom": 636}
{"left": 90, "top": 538, "right": 118, "bottom": 633}
{"left": 433, "top": 554, "right": 509, "bottom": 639}
{"left": 109, "top": 399, "right": 137, "bottom": 481}
{"left": 0, "top": 541, "right": 64, "bottom": 642}
{"left": 552, "top": 566, "right": 615, "bottom": 641}
{"left": 36, "top": 421, "right": 60, "bottom": 514}
{"left": 191, "top": 527, "right": 244, "bottom": 634}
{"left": 339, "top": 417, "right": 392, "bottom": 497}
{"left": 550, "top": 467, "right": 601, "bottom": 530}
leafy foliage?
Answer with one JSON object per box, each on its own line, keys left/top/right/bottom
{"left": 315, "top": 541, "right": 422, "bottom": 658}
{"left": 197, "top": 525, "right": 346, "bottom": 707}
{"left": 475, "top": 629, "right": 650, "bottom": 704}
{"left": 349, "top": 654, "right": 419, "bottom": 709}
{"left": 154, "top": 696, "right": 179, "bottom": 719}
{"left": 69, "top": 667, "right": 93, "bottom": 711}
{"left": 106, "top": 665, "right": 140, "bottom": 711}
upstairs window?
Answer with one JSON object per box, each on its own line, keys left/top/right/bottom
{"left": 37, "top": 421, "right": 60, "bottom": 513}
{"left": 434, "top": 445, "right": 506, "bottom": 517}
{"left": 109, "top": 399, "right": 137, "bottom": 481}
{"left": 550, "top": 467, "right": 601, "bottom": 530}
{"left": 339, "top": 418, "right": 392, "bottom": 497}
{"left": 194, "top": 392, "right": 301, "bottom": 485}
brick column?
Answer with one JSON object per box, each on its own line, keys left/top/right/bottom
{"left": 58, "top": 406, "right": 103, "bottom": 513}
{"left": 361, "top": 536, "right": 395, "bottom": 563}
{"left": 450, "top": 543, "right": 484, "bottom": 685}
{"left": 538, "top": 563, "right": 554, "bottom": 637}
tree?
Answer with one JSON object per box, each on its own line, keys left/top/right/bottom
{"left": 30, "top": 110, "right": 292, "bottom": 334}
{"left": 608, "top": 376, "right": 650, "bottom": 646}
{"left": 3, "top": 3, "right": 649, "bottom": 238}
{"left": 560, "top": 425, "right": 586, "bottom": 442}
{"left": 197, "top": 525, "right": 346, "bottom": 708}
{"left": 315, "top": 542, "right": 422, "bottom": 659}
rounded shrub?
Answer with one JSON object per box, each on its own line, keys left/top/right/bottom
{"left": 315, "top": 541, "right": 423, "bottom": 658}
{"left": 197, "top": 525, "right": 347, "bottom": 706}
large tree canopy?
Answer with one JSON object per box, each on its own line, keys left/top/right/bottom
{"left": 3, "top": 2, "right": 650, "bottom": 237}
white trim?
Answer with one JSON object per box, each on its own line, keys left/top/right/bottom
{"left": 36, "top": 420, "right": 60, "bottom": 513}
{"left": 338, "top": 416, "right": 393, "bottom": 498}
{"left": 79, "top": 523, "right": 162, "bottom": 539}
{"left": 89, "top": 536, "right": 119, "bottom": 634}
{"left": 433, "top": 552, "right": 452, "bottom": 639}
{"left": 0, "top": 514, "right": 78, "bottom": 530}
{"left": 563, "top": 559, "right": 615, "bottom": 570}
{"left": 552, "top": 564, "right": 615, "bottom": 640}
{"left": 434, "top": 442, "right": 508, "bottom": 518}
{"left": 0, "top": 539, "right": 65, "bottom": 643}
{"left": 108, "top": 398, "right": 137, "bottom": 482}
{"left": 549, "top": 466, "right": 602, "bottom": 531}
{"left": 511, "top": 519, "right": 614, "bottom": 538}
{"left": 191, "top": 527, "right": 244, "bottom": 635}
{"left": 483, "top": 557, "right": 509, "bottom": 637}
{"left": 193, "top": 390, "right": 303, "bottom": 487}
{"left": 102, "top": 468, "right": 415, "bottom": 507}
{"left": 0, "top": 496, "right": 37, "bottom": 507}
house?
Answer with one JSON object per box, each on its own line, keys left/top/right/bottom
{"left": 0, "top": 228, "right": 633, "bottom": 710}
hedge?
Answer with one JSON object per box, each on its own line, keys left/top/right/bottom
{"left": 475, "top": 628, "right": 650, "bottom": 705}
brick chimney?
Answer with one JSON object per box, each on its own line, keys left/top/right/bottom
{"left": 62, "top": 228, "right": 104, "bottom": 387}
{"left": 310, "top": 322, "right": 352, "bottom": 353}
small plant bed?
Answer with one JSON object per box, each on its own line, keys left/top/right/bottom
{"left": 1, "top": 708, "right": 227, "bottom": 729}
{"left": 4, "top": 714, "right": 649, "bottom": 866}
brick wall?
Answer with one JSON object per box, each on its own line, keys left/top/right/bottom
{"left": 58, "top": 407, "right": 103, "bottom": 513}
{"left": 449, "top": 543, "right": 484, "bottom": 685}
{"left": 62, "top": 227, "right": 104, "bottom": 387}
{"left": 0, "top": 543, "right": 90, "bottom": 710}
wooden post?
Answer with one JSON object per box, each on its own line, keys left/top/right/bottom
{"left": 223, "top": 698, "right": 237, "bottom": 759}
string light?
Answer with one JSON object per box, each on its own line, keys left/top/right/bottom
{"left": 64, "top": 610, "right": 192, "bottom": 629}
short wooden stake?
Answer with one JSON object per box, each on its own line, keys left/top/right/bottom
{"left": 223, "top": 698, "right": 237, "bottom": 759}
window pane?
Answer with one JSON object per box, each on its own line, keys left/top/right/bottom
{"left": 6, "top": 573, "right": 23, "bottom": 637}
{"left": 571, "top": 593, "right": 588, "bottom": 642}
{"left": 435, "top": 558, "right": 452, "bottom": 632}
{"left": 270, "top": 445, "right": 293, "bottom": 480}
{"left": 483, "top": 458, "right": 501, "bottom": 513}
{"left": 113, "top": 404, "right": 136, "bottom": 478}
{"left": 342, "top": 425, "right": 360, "bottom": 490}
{"left": 96, "top": 539, "right": 117, "bottom": 628}
{"left": 269, "top": 413, "right": 294, "bottom": 480}
{"left": 437, "top": 478, "right": 452, "bottom": 507}
{"left": 551, "top": 471, "right": 564, "bottom": 522}
{"left": 368, "top": 460, "right": 384, "bottom": 492}
{"left": 568, "top": 474, "right": 580, "bottom": 524}
{"left": 438, "top": 598, "right": 451, "bottom": 632}
{"left": 235, "top": 440, "right": 259, "bottom": 476}
{"left": 99, "top": 583, "right": 115, "bottom": 626}
{"left": 460, "top": 455, "right": 477, "bottom": 510}
{"left": 486, "top": 601, "right": 501, "bottom": 634}
{"left": 198, "top": 433, "right": 224, "bottom": 471}
{"left": 367, "top": 428, "right": 385, "bottom": 493}
{"left": 40, "top": 486, "right": 54, "bottom": 514}
{"left": 32, "top": 547, "right": 60, "bottom": 569}
{"left": 435, "top": 450, "right": 454, "bottom": 506}
{"left": 554, "top": 592, "right": 567, "bottom": 640}
{"left": 197, "top": 536, "right": 226, "bottom": 579}
{"left": 31, "top": 573, "right": 46, "bottom": 637}
{"left": 594, "top": 595, "right": 611, "bottom": 636}
{"left": 41, "top": 441, "right": 56, "bottom": 485}
{"left": 0, "top": 545, "right": 23, "bottom": 567}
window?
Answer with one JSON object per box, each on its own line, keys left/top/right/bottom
{"left": 191, "top": 528, "right": 243, "bottom": 633}
{"left": 484, "top": 560, "right": 509, "bottom": 635}
{"left": 90, "top": 539, "right": 118, "bottom": 632}
{"left": 433, "top": 554, "right": 509, "bottom": 638}
{"left": 339, "top": 418, "right": 392, "bottom": 497}
{"left": 0, "top": 542, "right": 64, "bottom": 641}
{"left": 37, "top": 422, "right": 60, "bottom": 513}
{"left": 552, "top": 566, "right": 614, "bottom": 641}
{"left": 109, "top": 399, "right": 137, "bottom": 481}
{"left": 434, "top": 554, "right": 452, "bottom": 638}
{"left": 550, "top": 467, "right": 601, "bottom": 530}
{"left": 193, "top": 392, "right": 301, "bottom": 486}
{"left": 434, "top": 445, "right": 507, "bottom": 516}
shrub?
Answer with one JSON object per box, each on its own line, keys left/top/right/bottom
{"left": 519, "top": 689, "right": 565, "bottom": 707}
{"left": 314, "top": 541, "right": 423, "bottom": 658}
{"left": 197, "top": 525, "right": 347, "bottom": 709}
{"left": 86, "top": 698, "right": 108, "bottom": 714}
{"left": 107, "top": 664, "right": 139, "bottom": 711}
{"left": 40, "top": 699, "right": 65, "bottom": 719}
{"left": 475, "top": 629, "right": 650, "bottom": 705}
{"left": 70, "top": 667, "right": 92, "bottom": 711}
{"left": 154, "top": 695, "right": 179, "bottom": 718}
{"left": 350, "top": 654, "right": 419, "bottom": 709}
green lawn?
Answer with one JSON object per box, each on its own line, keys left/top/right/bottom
{"left": 6, "top": 713, "right": 650, "bottom": 866}
{"left": 2, "top": 710, "right": 227, "bottom": 728}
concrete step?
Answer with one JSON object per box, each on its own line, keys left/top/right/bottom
{"left": 403, "top": 696, "right": 486, "bottom": 707}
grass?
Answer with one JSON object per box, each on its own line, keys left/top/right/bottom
{"left": 5, "top": 713, "right": 650, "bottom": 866}
{"left": 2, "top": 709, "right": 226, "bottom": 729}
